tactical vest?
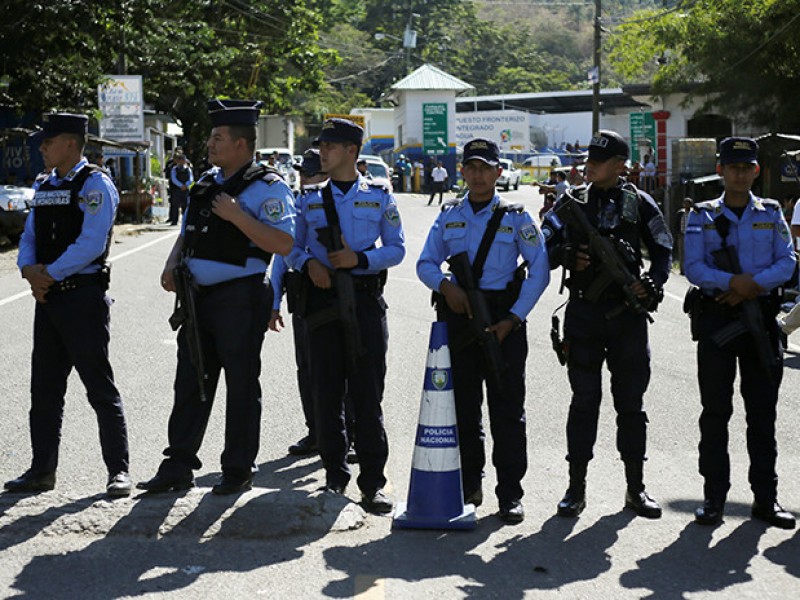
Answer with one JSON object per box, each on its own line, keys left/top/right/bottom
{"left": 568, "top": 181, "right": 642, "bottom": 295}
{"left": 32, "top": 165, "right": 111, "bottom": 266}
{"left": 173, "top": 165, "right": 191, "bottom": 184}
{"left": 183, "top": 163, "right": 282, "bottom": 267}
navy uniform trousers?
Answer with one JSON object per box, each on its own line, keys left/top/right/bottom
{"left": 31, "top": 283, "right": 129, "bottom": 475}
{"left": 306, "top": 285, "right": 388, "bottom": 494}
{"left": 292, "top": 313, "right": 315, "bottom": 439}
{"left": 161, "top": 275, "right": 270, "bottom": 480}
{"left": 445, "top": 312, "right": 528, "bottom": 504}
{"left": 694, "top": 309, "right": 782, "bottom": 505}
{"left": 564, "top": 297, "right": 650, "bottom": 464}
{"left": 292, "top": 313, "right": 356, "bottom": 445}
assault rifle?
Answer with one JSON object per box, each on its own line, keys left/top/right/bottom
{"left": 555, "top": 189, "right": 653, "bottom": 322}
{"left": 710, "top": 247, "right": 777, "bottom": 384}
{"left": 169, "top": 262, "right": 207, "bottom": 402}
{"left": 447, "top": 251, "right": 507, "bottom": 389}
{"left": 310, "top": 225, "right": 364, "bottom": 377}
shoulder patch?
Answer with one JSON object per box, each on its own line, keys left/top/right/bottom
{"left": 84, "top": 190, "right": 105, "bottom": 215}
{"left": 384, "top": 203, "right": 400, "bottom": 227}
{"left": 262, "top": 197, "right": 286, "bottom": 222}
{"left": 778, "top": 219, "right": 791, "bottom": 242}
{"left": 519, "top": 223, "right": 541, "bottom": 246}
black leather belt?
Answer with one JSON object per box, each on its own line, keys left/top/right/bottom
{"left": 49, "top": 270, "right": 109, "bottom": 294}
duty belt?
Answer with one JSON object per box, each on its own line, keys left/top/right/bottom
{"left": 196, "top": 272, "right": 266, "bottom": 296}
{"left": 49, "top": 268, "right": 109, "bottom": 295}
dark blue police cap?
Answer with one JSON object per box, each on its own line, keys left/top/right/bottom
{"left": 314, "top": 118, "right": 363, "bottom": 145}
{"left": 208, "top": 99, "right": 263, "bottom": 127}
{"left": 31, "top": 113, "right": 89, "bottom": 141}
{"left": 293, "top": 148, "right": 323, "bottom": 176}
{"left": 588, "top": 130, "right": 629, "bottom": 161}
{"left": 463, "top": 138, "right": 500, "bottom": 166}
{"left": 719, "top": 137, "right": 758, "bottom": 165}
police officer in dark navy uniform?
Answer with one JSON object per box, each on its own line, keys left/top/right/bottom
{"left": 543, "top": 130, "right": 672, "bottom": 519}
{"left": 286, "top": 118, "right": 405, "bottom": 513}
{"left": 685, "top": 137, "right": 796, "bottom": 529}
{"left": 417, "top": 138, "right": 550, "bottom": 523}
{"left": 6, "top": 113, "right": 132, "bottom": 497}
{"left": 138, "top": 99, "right": 295, "bottom": 495}
{"left": 270, "top": 148, "right": 327, "bottom": 457}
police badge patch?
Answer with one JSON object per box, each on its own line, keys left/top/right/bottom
{"left": 85, "top": 190, "right": 104, "bottom": 216}
{"left": 263, "top": 197, "right": 285, "bottom": 222}
{"left": 778, "top": 220, "right": 791, "bottom": 242}
{"left": 431, "top": 369, "right": 448, "bottom": 390}
{"left": 384, "top": 204, "right": 400, "bottom": 226}
{"left": 519, "top": 223, "right": 540, "bottom": 246}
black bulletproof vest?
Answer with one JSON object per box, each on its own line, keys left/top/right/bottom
{"left": 173, "top": 165, "right": 191, "bottom": 184}
{"left": 33, "top": 164, "right": 111, "bottom": 266}
{"left": 568, "top": 181, "right": 642, "bottom": 293}
{"left": 183, "top": 163, "right": 282, "bottom": 267}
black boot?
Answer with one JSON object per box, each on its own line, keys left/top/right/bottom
{"left": 624, "top": 461, "right": 662, "bottom": 519}
{"left": 557, "top": 462, "right": 587, "bottom": 518}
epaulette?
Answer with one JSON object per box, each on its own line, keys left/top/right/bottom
{"left": 367, "top": 181, "right": 391, "bottom": 193}
{"left": 243, "top": 164, "right": 284, "bottom": 185}
{"left": 692, "top": 199, "right": 719, "bottom": 213}
{"left": 759, "top": 197, "right": 782, "bottom": 210}
{"left": 440, "top": 197, "right": 463, "bottom": 212}
{"left": 496, "top": 200, "right": 524, "bottom": 213}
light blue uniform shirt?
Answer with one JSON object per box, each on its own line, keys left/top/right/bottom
{"left": 417, "top": 192, "right": 550, "bottom": 321}
{"left": 269, "top": 254, "right": 287, "bottom": 311}
{"left": 684, "top": 192, "right": 795, "bottom": 293}
{"left": 286, "top": 177, "right": 405, "bottom": 274}
{"left": 18, "top": 158, "right": 118, "bottom": 281}
{"left": 183, "top": 166, "right": 295, "bottom": 286}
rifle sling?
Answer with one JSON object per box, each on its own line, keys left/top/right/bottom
{"left": 471, "top": 203, "right": 508, "bottom": 282}
{"left": 321, "top": 183, "right": 342, "bottom": 244}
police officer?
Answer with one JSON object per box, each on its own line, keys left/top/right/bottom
{"left": 169, "top": 154, "right": 194, "bottom": 226}
{"left": 6, "top": 113, "right": 131, "bottom": 497}
{"left": 138, "top": 99, "right": 295, "bottom": 495}
{"left": 286, "top": 118, "right": 405, "bottom": 513}
{"left": 270, "top": 149, "right": 327, "bottom": 456}
{"left": 543, "top": 130, "right": 672, "bottom": 519}
{"left": 685, "top": 137, "right": 796, "bottom": 529}
{"left": 417, "top": 138, "right": 550, "bottom": 523}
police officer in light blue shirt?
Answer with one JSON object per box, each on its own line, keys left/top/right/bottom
{"left": 6, "top": 113, "right": 131, "bottom": 498}
{"left": 138, "top": 99, "right": 295, "bottom": 496}
{"left": 417, "top": 138, "right": 550, "bottom": 524}
{"left": 168, "top": 154, "right": 193, "bottom": 225}
{"left": 286, "top": 118, "right": 405, "bottom": 514}
{"left": 685, "top": 136, "right": 796, "bottom": 529}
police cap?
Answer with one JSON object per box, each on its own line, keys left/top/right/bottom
{"left": 32, "top": 113, "right": 89, "bottom": 141}
{"left": 463, "top": 138, "right": 500, "bottom": 166}
{"left": 294, "top": 148, "right": 323, "bottom": 176}
{"left": 719, "top": 137, "right": 758, "bottom": 165}
{"left": 588, "top": 130, "right": 629, "bottom": 162}
{"left": 314, "top": 118, "right": 363, "bottom": 145}
{"left": 207, "top": 99, "right": 263, "bottom": 127}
